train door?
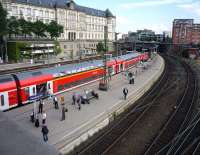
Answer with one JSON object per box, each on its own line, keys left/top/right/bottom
{"left": 36, "top": 83, "right": 47, "bottom": 96}
{"left": 47, "top": 81, "right": 53, "bottom": 94}
{"left": 0, "top": 92, "right": 9, "bottom": 111}
{"left": 108, "top": 66, "right": 114, "bottom": 75}
{"left": 29, "top": 85, "right": 36, "bottom": 97}
{"left": 118, "top": 64, "right": 121, "bottom": 72}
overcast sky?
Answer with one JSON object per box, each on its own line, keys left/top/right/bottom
{"left": 76, "top": 0, "right": 200, "bottom": 34}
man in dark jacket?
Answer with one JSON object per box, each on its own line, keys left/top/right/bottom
{"left": 38, "top": 99, "right": 44, "bottom": 113}
{"left": 123, "top": 88, "right": 128, "bottom": 100}
{"left": 41, "top": 125, "right": 49, "bottom": 142}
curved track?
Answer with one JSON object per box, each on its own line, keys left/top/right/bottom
{"left": 144, "top": 58, "right": 198, "bottom": 155}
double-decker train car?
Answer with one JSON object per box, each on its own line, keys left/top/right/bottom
{"left": 0, "top": 52, "right": 149, "bottom": 111}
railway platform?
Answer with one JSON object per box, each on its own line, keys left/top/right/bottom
{"left": 5, "top": 54, "right": 164, "bottom": 154}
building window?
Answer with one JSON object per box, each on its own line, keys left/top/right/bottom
{"left": 0, "top": 95, "right": 4, "bottom": 106}
{"left": 64, "top": 45, "right": 67, "bottom": 49}
{"left": 12, "top": 6, "right": 18, "bottom": 15}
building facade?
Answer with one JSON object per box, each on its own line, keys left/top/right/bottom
{"left": 172, "top": 19, "right": 200, "bottom": 45}
{"left": 2, "top": 0, "right": 116, "bottom": 58}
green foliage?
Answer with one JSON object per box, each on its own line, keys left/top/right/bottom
{"left": 31, "top": 20, "right": 47, "bottom": 38}
{"left": 47, "top": 21, "right": 64, "bottom": 39}
{"left": 0, "top": 2, "right": 7, "bottom": 37}
{"left": 7, "top": 16, "right": 20, "bottom": 38}
{"left": 7, "top": 41, "right": 28, "bottom": 62}
{"left": 7, "top": 17, "right": 64, "bottom": 40}
{"left": 96, "top": 42, "right": 104, "bottom": 55}
{"left": 53, "top": 40, "right": 62, "bottom": 55}
{"left": 18, "top": 18, "right": 32, "bottom": 37}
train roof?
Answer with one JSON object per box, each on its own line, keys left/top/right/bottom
{"left": 0, "top": 74, "right": 15, "bottom": 84}
{"left": 14, "top": 52, "right": 143, "bottom": 80}
{"left": 116, "top": 52, "right": 140, "bottom": 61}
{"left": 16, "top": 59, "right": 103, "bottom": 80}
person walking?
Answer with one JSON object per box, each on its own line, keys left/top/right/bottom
{"left": 41, "top": 125, "right": 49, "bottom": 142}
{"left": 123, "top": 88, "right": 128, "bottom": 100}
{"left": 38, "top": 99, "right": 44, "bottom": 113}
{"left": 53, "top": 96, "right": 59, "bottom": 109}
{"left": 42, "top": 112, "right": 47, "bottom": 124}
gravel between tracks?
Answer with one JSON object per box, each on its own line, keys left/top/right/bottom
{"left": 105, "top": 56, "right": 187, "bottom": 155}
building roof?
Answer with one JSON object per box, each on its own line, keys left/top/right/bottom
{"left": 13, "top": 0, "right": 115, "bottom": 17}
{"left": 173, "top": 19, "right": 194, "bottom": 25}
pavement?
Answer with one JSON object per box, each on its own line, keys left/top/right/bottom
{"left": 0, "top": 62, "right": 43, "bottom": 72}
{"left": 0, "top": 112, "right": 60, "bottom": 155}
{"left": 5, "top": 54, "right": 164, "bottom": 153}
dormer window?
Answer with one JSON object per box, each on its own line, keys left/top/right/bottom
{"left": 67, "top": 0, "right": 75, "bottom": 10}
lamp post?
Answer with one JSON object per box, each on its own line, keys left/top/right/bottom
{"left": 99, "top": 25, "right": 109, "bottom": 91}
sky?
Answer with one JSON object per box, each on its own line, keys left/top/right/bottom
{"left": 76, "top": 0, "right": 200, "bottom": 34}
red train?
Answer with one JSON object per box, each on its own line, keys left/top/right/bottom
{"left": 0, "top": 52, "right": 149, "bottom": 111}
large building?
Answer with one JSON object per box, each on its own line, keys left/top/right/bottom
{"left": 172, "top": 19, "right": 200, "bottom": 45}
{"left": 2, "top": 0, "right": 116, "bottom": 58}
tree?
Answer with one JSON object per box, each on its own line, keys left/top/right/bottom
{"left": 18, "top": 18, "right": 32, "bottom": 38}
{"left": 53, "top": 40, "right": 62, "bottom": 55}
{"left": 7, "top": 16, "right": 20, "bottom": 38}
{"left": 96, "top": 42, "right": 104, "bottom": 55}
{"left": 46, "top": 21, "right": 63, "bottom": 39}
{"left": 0, "top": 2, "right": 7, "bottom": 38}
{"left": 32, "top": 20, "right": 47, "bottom": 38}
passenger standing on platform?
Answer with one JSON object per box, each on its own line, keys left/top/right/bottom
{"left": 42, "top": 111, "right": 47, "bottom": 124}
{"left": 35, "top": 114, "right": 40, "bottom": 127}
{"left": 60, "top": 97, "right": 65, "bottom": 121}
{"left": 77, "top": 96, "right": 81, "bottom": 110}
{"left": 61, "top": 104, "right": 65, "bottom": 121}
{"left": 123, "top": 88, "right": 128, "bottom": 100}
{"left": 53, "top": 96, "right": 59, "bottom": 109}
{"left": 41, "top": 125, "right": 49, "bottom": 142}
{"left": 39, "top": 99, "right": 44, "bottom": 113}
{"left": 30, "top": 111, "right": 34, "bottom": 123}
{"left": 72, "top": 93, "right": 76, "bottom": 105}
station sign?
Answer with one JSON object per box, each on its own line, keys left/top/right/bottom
{"left": 28, "top": 94, "right": 43, "bottom": 101}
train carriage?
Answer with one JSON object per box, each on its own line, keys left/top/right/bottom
{"left": 0, "top": 75, "right": 18, "bottom": 111}
{"left": 0, "top": 52, "right": 149, "bottom": 111}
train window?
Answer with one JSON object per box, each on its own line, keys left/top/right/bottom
{"left": 33, "top": 87, "right": 36, "bottom": 94}
{"left": 32, "top": 71, "right": 42, "bottom": 76}
{"left": 25, "top": 87, "right": 29, "bottom": 95}
{"left": 48, "top": 83, "right": 51, "bottom": 90}
{"left": 1, "top": 95, "right": 4, "bottom": 106}
{"left": 121, "top": 64, "right": 123, "bottom": 70}
{"left": 0, "top": 78, "right": 12, "bottom": 84}
{"left": 64, "top": 84, "right": 69, "bottom": 89}
{"left": 58, "top": 85, "right": 63, "bottom": 91}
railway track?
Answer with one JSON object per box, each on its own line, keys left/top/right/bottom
{"left": 0, "top": 55, "right": 100, "bottom": 75}
{"left": 144, "top": 58, "right": 198, "bottom": 155}
{"left": 69, "top": 55, "right": 187, "bottom": 155}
